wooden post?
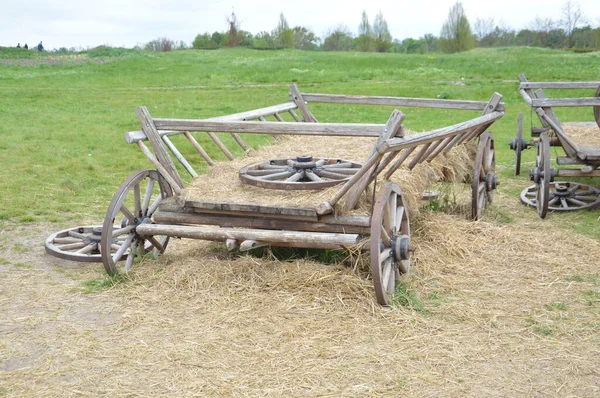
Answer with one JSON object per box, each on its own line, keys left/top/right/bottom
{"left": 289, "top": 84, "right": 318, "bottom": 122}
{"left": 343, "top": 110, "right": 405, "bottom": 211}
{"left": 207, "top": 132, "right": 235, "bottom": 160}
{"left": 136, "top": 106, "right": 184, "bottom": 189}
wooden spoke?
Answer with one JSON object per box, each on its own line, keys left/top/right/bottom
{"left": 101, "top": 170, "right": 172, "bottom": 275}
{"left": 520, "top": 181, "right": 600, "bottom": 212}
{"left": 239, "top": 156, "right": 362, "bottom": 190}
{"left": 45, "top": 226, "right": 105, "bottom": 263}
{"left": 471, "top": 131, "right": 496, "bottom": 220}
{"left": 370, "top": 182, "right": 411, "bottom": 306}
{"left": 142, "top": 178, "right": 155, "bottom": 216}
{"left": 133, "top": 183, "right": 141, "bottom": 218}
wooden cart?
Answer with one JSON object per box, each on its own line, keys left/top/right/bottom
{"left": 46, "top": 87, "right": 504, "bottom": 305}
{"left": 511, "top": 74, "right": 600, "bottom": 217}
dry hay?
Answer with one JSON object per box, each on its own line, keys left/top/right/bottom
{"left": 563, "top": 122, "right": 600, "bottom": 148}
{"left": 2, "top": 194, "right": 600, "bottom": 396}
{"left": 185, "top": 133, "right": 475, "bottom": 216}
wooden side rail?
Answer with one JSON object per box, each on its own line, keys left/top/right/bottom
{"left": 295, "top": 92, "right": 506, "bottom": 112}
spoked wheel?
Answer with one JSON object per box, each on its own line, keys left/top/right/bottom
{"left": 520, "top": 181, "right": 600, "bottom": 211}
{"left": 509, "top": 112, "right": 530, "bottom": 176}
{"left": 594, "top": 86, "right": 600, "bottom": 129}
{"left": 370, "top": 182, "right": 412, "bottom": 306}
{"left": 472, "top": 131, "right": 497, "bottom": 220}
{"left": 101, "top": 170, "right": 172, "bottom": 275}
{"left": 239, "top": 155, "right": 362, "bottom": 190}
{"left": 45, "top": 226, "right": 106, "bottom": 262}
{"left": 529, "top": 132, "right": 553, "bottom": 218}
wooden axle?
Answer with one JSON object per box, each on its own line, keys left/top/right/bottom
{"left": 135, "top": 224, "right": 362, "bottom": 250}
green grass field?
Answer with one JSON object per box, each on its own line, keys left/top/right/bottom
{"left": 1, "top": 46, "right": 600, "bottom": 235}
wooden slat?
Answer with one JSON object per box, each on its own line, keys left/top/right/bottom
{"left": 208, "top": 102, "right": 298, "bottom": 122}
{"left": 162, "top": 136, "right": 198, "bottom": 178}
{"left": 343, "top": 110, "right": 405, "bottom": 211}
{"left": 140, "top": 120, "right": 385, "bottom": 139}
{"left": 207, "top": 132, "right": 235, "bottom": 160}
{"left": 288, "top": 109, "right": 302, "bottom": 122}
{"left": 183, "top": 132, "right": 215, "bottom": 166}
{"left": 381, "top": 111, "right": 504, "bottom": 154}
{"left": 289, "top": 84, "right": 318, "bottom": 122}
{"left": 300, "top": 93, "right": 505, "bottom": 111}
{"left": 136, "top": 106, "right": 184, "bottom": 189}
{"left": 135, "top": 141, "right": 183, "bottom": 195}
{"left": 182, "top": 200, "right": 318, "bottom": 220}
{"left": 408, "top": 143, "right": 432, "bottom": 170}
{"left": 531, "top": 98, "right": 600, "bottom": 107}
{"left": 520, "top": 82, "right": 600, "bottom": 89}
{"left": 383, "top": 146, "right": 416, "bottom": 179}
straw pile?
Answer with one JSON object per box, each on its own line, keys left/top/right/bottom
{"left": 185, "top": 134, "right": 475, "bottom": 215}
{"left": 563, "top": 122, "right": 600, "bottom": 148}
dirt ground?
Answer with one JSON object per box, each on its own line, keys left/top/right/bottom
{"left": 1, "top": 191, "right": 599, "bottom": 397}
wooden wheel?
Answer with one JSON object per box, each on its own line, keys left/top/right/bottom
{"left": 239, "top": 155, "right": 362, "bottom": 190}
{"left": 471, "top": 131, "right": 497, "bottom": 220}
{"left": 594, "top": 86, "right": 600, "bottom": 129}
{"left": 520, "top": 181, "right": 600, "bottom": 211}
{"left": 45, "top": 226, "right": 105, "bottom": 262}
{"left": 370, "top": 182, "right": 411, "bottom": 306}
{"left": 101, "top": 170, "right": 172, "bottom": 275}
{"left": 530, "top": 132, "right": 552, "bottom": 218}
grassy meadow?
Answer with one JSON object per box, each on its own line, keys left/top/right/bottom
{"left": 1, "top": 46, "right": 600, "bottom": 235}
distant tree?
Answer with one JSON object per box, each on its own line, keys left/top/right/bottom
{"left": 515, "top": 29, "right": 540, "bottom": 46}
{"left": 253, "top": 31, "right": 278, "bottom": 49}
{"left": 322, "top": 26, "right": 353, "bottom": 51}
{"left": 226, "top": 11, "right": 240, "bottom": 47}
{"left": 144, "top": 37, "right": 174, "bottom": 52}
{"left": 357, "top": 11, "right": 375, "bottom": 52}
{"left": 422, "top": 33, "right": 440, "bottom": 53}
{"left": 292, "top": 26, "right": 319, "bottom": 50}
{"left": 238, "top": 30, "right": 254, "bottom": 47}
{"left": 373, "top": 11, "right": 392, "bottom": 52}
{"left": 561, "top": 1, "right": 587, "bottom": 47}
{"left": 440, "top": 2, "right": 475, "bottom": 53}
{"left": 212, "top": 32, "right": 225, "bottom": 47}
{"left": 474, "top": 18, "right": 495, "bottom": 44}
{"left": 273, "top": 13, "right": 294, "bottom": 48}
{"left": 592, "top": 27, "right": 600, "bottom": 49}
{"left": 193, "top": 33, "right": 218, "bottom": 49}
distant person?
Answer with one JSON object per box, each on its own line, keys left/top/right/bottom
{"left": 24, "top": 43, "right": 28, "bottom": 49}
{"left": 17, "top": 43, "right": 21, "bottom": 48}
{"left": 37, "top": 41, "right": 44, "bottom": 52}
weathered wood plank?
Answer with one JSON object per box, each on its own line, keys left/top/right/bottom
{"left": 207, "top": 132, "right": 235, "bottom": 160}
{"left": 383, "top": 146, "right": 416, "bottom": 179}
{"left": 146, "top": 120, "right": 385, "bottom": 137}
{"left": 531, "top": 98, "right": 600, "bottom": 107}
{"left": 289, "top": 84, "right": 318, "bottom": 122}
{"left": 381, "top": 111, "right": 504, "bottom": 154}
{"left": 136, "top": 224, "right": 360, "bottom": 250}
{"left": 136, "top": 106, "right": 184, "bottom": 189}
{"left": 520, "top": 82, "right": 600, "bottom": 89}
{"left": 183, "top": 132, "right": 215, "bottom": 166}
{"left": 343, "top": 110, "right": 405, "bottom": 211}
{"left": 135, "top": 141, "right": 183, "bottom": 195}
{"left": 181, "top": 199, "right": 319, "bottom": 219}
{"left": 153, "top": 211, "right": 371, "bottom": 234}
{"left": 299, "top": 93, "right": 505, "bottom": 111}
{"left": 162, "top": 136, "right": 198, "bottom": 178}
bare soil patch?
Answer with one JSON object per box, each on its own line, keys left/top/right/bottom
{"left": 1, "top": 192, "right": 599, "bottom": 397}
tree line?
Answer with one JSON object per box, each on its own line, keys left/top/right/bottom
{"left": 153, "top": 1, "right": 599, "bottom": 53}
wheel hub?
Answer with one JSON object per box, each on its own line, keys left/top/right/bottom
{"left": 391, "top": 234, "right": 412, "bottom": 262}
{"left": 83, "top": 227, "right": 103, "bottom": 244}
{"left": 484, "top": 174, "right": 498, "bottom": 191}
{"left": 509, "top": 138, "right": 529, "bottom": 151}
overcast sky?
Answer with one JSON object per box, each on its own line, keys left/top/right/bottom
{"left": 2, "top": 0, "right": 598, "bottom": 50}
